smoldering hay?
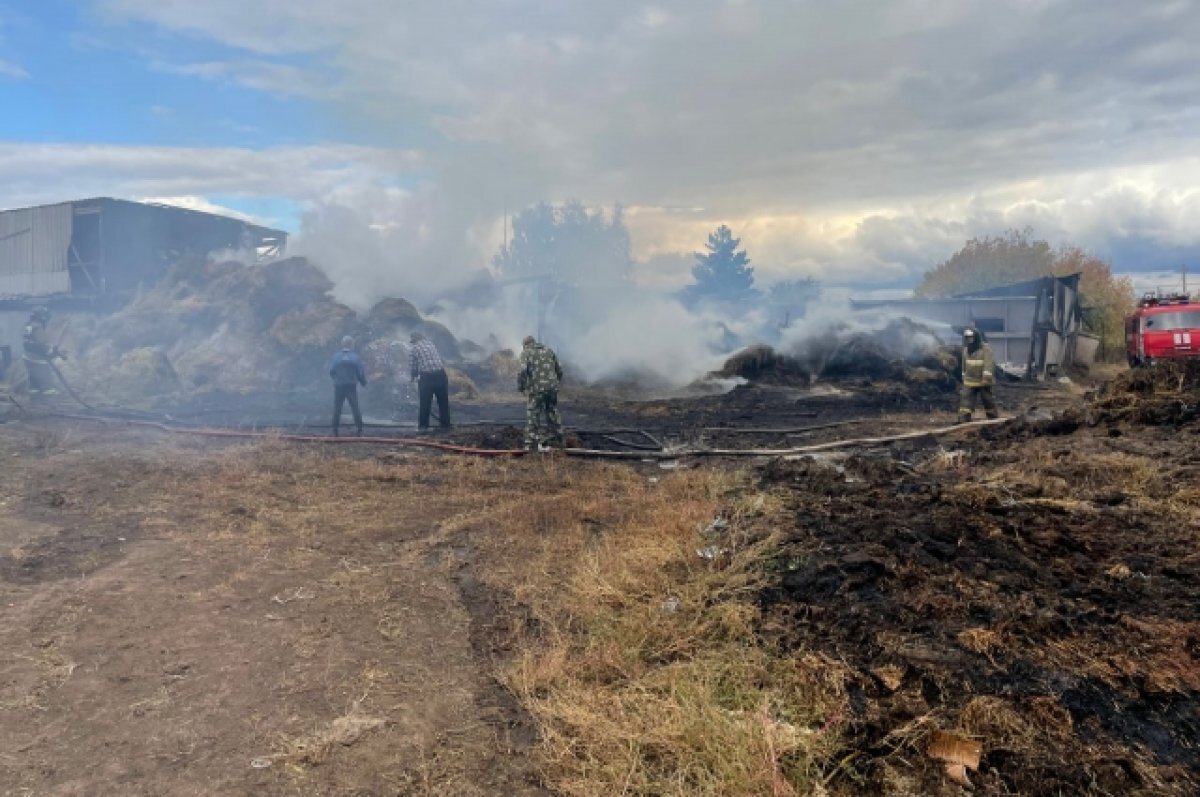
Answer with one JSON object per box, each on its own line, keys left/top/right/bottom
{"left": 35, "top": 253, "right": 955, "bottom": 411}
{"left": 46, "top": 256, "right": 494, "bottom": 410}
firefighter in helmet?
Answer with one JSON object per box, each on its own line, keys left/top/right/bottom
{"left": 21, "top": 306, "right": 65, "bottom": 399}
{"left": 958, "top": 327, "right": 998, "bottom": 422}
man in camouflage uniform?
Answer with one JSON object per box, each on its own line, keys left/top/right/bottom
{"left": 958, "top": 327, "right": 998, "bottom": 422}
{"left": 21, "top": 306, "right": 65, "bottom": 400}
{"left": 518, "top": 335, "right": 564, "bottom": 451}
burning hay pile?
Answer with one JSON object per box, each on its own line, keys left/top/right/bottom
{"left": 55, "top": 257, "right": 505, "bottom": 409}
{"left": 59, "top": 257, "right": 364, "bottom": 400}
{"left": 717, "top": 318, "right": 958, "bottom": 396}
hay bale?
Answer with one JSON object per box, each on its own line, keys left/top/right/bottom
{"left": 462, "top": 348, "right": 523, "bottom": 392}
{"left": 716, "top": 345, "right": 809, "bottom": 383}
{"left": 446, "top": 367, "right": 480, "bottom": 400}
{"left": 484, "top": 349, "right": 522, "bottom": 381}
{"left": 259, "top": 257, "right": 334, "bottom": 297}
{"left": 366, "top": 298, "right": 423, "bottom": 332}
{"left": 109, "top": 348, "right": 181, "bottom": 402}
{"left": 268, "top": 302, "right": 359, "bottom": 350}
{"left": 1105, "top": 359, "right": 1200, "bottom": 397}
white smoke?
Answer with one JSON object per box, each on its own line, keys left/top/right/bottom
{"left": 291, "top": 186, "right": 501, "bottom": 311}
{"left": 288, "top": 190, "right": 819, "bottom": 390}
{"left": 777, "top": 301, "right": 944, "bottom": 377}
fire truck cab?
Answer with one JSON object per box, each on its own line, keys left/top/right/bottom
{"left": 1126, "top": 293, "right": 1200, "bottom": 367}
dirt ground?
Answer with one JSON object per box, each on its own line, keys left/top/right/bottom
{"left": 1, "top": 363, "right": 1196, "bottom": 796}
{"left": 0, "top": 425, "right": 550, "bottom": 797}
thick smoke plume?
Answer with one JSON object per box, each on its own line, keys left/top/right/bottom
{"left": 295, "top": 198, "right": 787, "bottom": 391}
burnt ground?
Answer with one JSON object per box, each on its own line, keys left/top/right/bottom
{"left": 3, "top": 364, "right": 1194, "bottom": 796}
{"left": 753, "top": 413, "right": 1200, "bottom": 794}
{"left": 56, "top": 371, "right": 1053, "bottom": 454}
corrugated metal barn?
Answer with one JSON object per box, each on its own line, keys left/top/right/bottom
{"left": 852, "top": 274, "right": 1099, "bottom": 378}
{"left": 0, "top": 197, "right": 287, "bottom": 299}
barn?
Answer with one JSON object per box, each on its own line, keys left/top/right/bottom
{"left": 852, "top": 274, "right": 1101, "bottom": 379}
{"left": 0, "top": 197, "right": 287, "bottom": 300}
{"left": 0, "top": 197, "right": 287, "bottom": 374}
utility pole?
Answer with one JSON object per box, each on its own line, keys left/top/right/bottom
{"left": 1183, "top": 263, "right": 1188, "bottom": 295}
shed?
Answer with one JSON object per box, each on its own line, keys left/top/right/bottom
{"left": 0, "top": 197, "right": 287, "bottom": 300}
{"left": 851, "top": 274, "right": 1095, "bottom": 378}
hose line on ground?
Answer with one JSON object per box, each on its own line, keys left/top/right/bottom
{"left": 40, "top": 410, "right": 1010, "bottom": 460}
{"left": 46, "top": 412, "right": 529, "bottom": 456}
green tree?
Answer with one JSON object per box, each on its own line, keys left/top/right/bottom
{"left": 684, "top": 225, "right": 758, "bottom": 306}
{"left": 493, "top": 200, "right": 633, "bottom": 287}
{"left": 916, "top": 228, "right": 1134, "bottom": 358}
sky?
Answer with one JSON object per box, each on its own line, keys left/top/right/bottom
{"left": 3, "top": 0, "right": 1200, "bottom": 297}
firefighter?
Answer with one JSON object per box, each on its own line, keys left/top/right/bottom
{"left": 958, "top": 327, "right": 998, "bottom": 422}
{"left": 21, "top": 306, "right": 65, "bottom": 400}
{"left": 518, "top": 335, "right": 564, "bottom": 451}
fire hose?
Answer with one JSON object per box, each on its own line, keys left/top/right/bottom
{"left": 17, "top": 359, "right": 1012, "bottom": 458}
{"left": 45, "top": 411, "right": 529, "bottom": 456}
{"left": 37, "top": 409, "right": 1011, "bottom": 460}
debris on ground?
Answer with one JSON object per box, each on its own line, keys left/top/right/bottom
{"left": 716, "top": 318, "right": 960, "bottom": 403}
{"left": 754, "top": 415, "right": 1200, "bottom": 795}
{"left": 1087, "top": 359, "right": 1200, "bottom": 425}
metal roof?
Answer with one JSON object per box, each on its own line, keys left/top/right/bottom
{"left": 0, "top": 197, "right": 287, "bottom": 238}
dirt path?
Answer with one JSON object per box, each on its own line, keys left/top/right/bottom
{"left": 0, "top": 424, "right": 546, "bottom": 796}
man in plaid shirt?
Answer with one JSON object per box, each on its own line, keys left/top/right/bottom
{"left": 409, "top": 331, "right": 450, "bottom": 431}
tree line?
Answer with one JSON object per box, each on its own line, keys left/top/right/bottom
{"left": 916, "top": 227, "right": 1135, "bottom": 356}
{"left": 493, "top": 203, "right": 1135, "bottom": 355}
{"left": 493, "top": 201, "right": 819, "bottom": 321}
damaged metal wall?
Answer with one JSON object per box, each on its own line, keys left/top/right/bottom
{"left": 852, "top": 274, "right": 1095, "bottom": 378}
{"left": 852, "top": 295, "right": 1040, "bottom": 364}
{"left": 0, "top": 203, "right": 73, "bottom": 297}
{"left": 0, "top": 198, "right": 289, "bottom": 299}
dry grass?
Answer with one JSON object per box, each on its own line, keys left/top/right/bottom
{"left": 103, "top": 442, "right": 853, "bottom": 793}
{"left": 479, "top": 463, "right": 850, "bottom": 796}
{"left": 959, "top": 695, "right": 1072, "bottom": 755}
{"left": 943, "top": 446, "right": 1178, "bottom": 512}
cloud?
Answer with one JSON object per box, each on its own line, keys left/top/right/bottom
{"left": 0, "top": 142, "right": 426, "bottom": 210}
{"left": 94, "top": 1, "right": 1200, "bottom": 198}
{"left": 0, "top": 58, "right": 27, "bottom": 79}
{"left": 152, "top": 58, "right": 336, "bottom": 99}
{"left": 7, "top": 1, "right": 1191, "bottom": 291}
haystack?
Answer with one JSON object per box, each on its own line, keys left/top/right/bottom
{"left": 446, "top": 367, "right": 480, "bottom": 400}
{"left": 716, "top": 345, "right": 810, "bottom": 383}
{"left": 268, "top": 303, "right": 359, "bottom": 349}
{"left": 366, "top": 297, "right": 423, "bottom": 331}
{"left": 110, "top": 348, "right": 181, "bottom": 403}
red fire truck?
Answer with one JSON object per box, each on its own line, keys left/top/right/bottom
{"left": 1125, "top": 293, "right": 1200, "bottom": 366}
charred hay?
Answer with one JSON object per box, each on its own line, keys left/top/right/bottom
{"left": 717, "top": 319, "right": 959, "bottom": 398}
{"left": 1087, "top": 360, "right": 1200, "bottom": 426}
{"left": 754, "top": 432, "right": 1200, "bottom": 796}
